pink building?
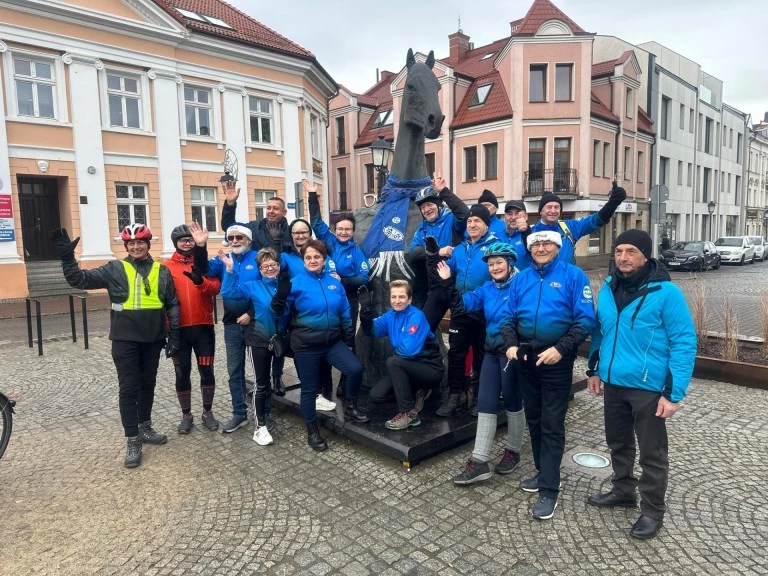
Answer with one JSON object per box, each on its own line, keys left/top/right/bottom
{"left": 328, "top": 0, "right": 654, "bottom": 264}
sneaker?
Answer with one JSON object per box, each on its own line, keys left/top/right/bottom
{"left": 253, "top": 426, "right": 274, "bottom": 446}
{"left": 532, "top": 495, "right": 558, "bottom": 520}
{"left": 124, "top": 436, "right": 142, "bottom": 468}
{"left": 201, "top": 410, "right": 219, "bottom": 431}
{"left": 138, "top": 421, "right": 168, "bottom": 445}
{"left": 414, "top": 389, "right": 432, "bottom": 413}
{"left": 436, "top": 393, "right": 460, "bottom": 417}
{"left": 316, "top": 394, "right": 337, "bottom": 412}
{"left": 177, "top": 413, "right": 194, "bottom": 434}
{"left": 453, "top": 458, "right": 493, "bottom": 485}
{"left": 519, "top": 472, "right": 562, "bottom": 493}
{"left": 263, "top": 413, "right": 275, "bottom": 433}
{"left": 222, "top": 415, "right": 248, "bottom": 433}
{"left": 495, "top": 449, "right": 521, "bottom": 475}
{"left": 385, "top": 410, "right": 421, "bottom": 430}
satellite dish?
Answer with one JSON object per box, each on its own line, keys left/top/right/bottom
{"left": 220, "top": 149, "right": 238, "bottom": 184}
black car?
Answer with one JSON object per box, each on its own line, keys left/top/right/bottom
{"left": 661, "top": 241, "right": 721, "bottom": 271}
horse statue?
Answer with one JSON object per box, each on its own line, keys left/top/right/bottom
{"left": 354, "top": 48, "right": 444, "bottom": 389}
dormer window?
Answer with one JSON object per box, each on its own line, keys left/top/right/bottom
{"left": 481, "top": 52, "right": 495, "bottom": 61}
{"left": 470, "top": 83, "right": 492, "bottom": 106}
{"left": 175, "top": 7, "right": 233, "bottom": 28}
{"left": 371, "top": 110, "right": 393, "bottom": 129}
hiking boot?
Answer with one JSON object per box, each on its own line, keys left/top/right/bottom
{"left": 201, "top": 410, "right": 219, "bottom": 431}
{"left": 344, "top": 400, "right": 370, "bottom": 423}
{"left": 306, "top": 422, "right": 328, "bottom": 452}
{"left": 177, "top": 413, "right": 194, "bottom": 434}
{"left": 414, "top": 389, "right": 431, "bottom": 413}
{"left": 253, "top": 425, "right": 274, "bottom": 446}
{"left": 453, "top": 458, "right": 493, "bottom": 485}
{"left": 273, "top": 375, "right": 286, "bottom": 397}
{"left": 124, "top": 436, "right": 142, "bottom": 468}
{"left": 436, "top": 393, "right": 460, "bottom": 417}
{"left": 495, "top": 449, "right": 521, "bottom": 475}
{"left": 532, "top": 495, "right": 558, "bottom": 520}
{"left": 138, "top": 421, "right": 167, "bottom": 445}
{"left": 385, "top": 410, "right": 421, "bottom": 430}
{"left": 222, "top": 415, "right": 248, "bottom": 433}
{"left": 316, "top": 394, "right": 337, "bottom": 412}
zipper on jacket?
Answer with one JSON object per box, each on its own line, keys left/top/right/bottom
{"left": 606, "top": 298, "right": 625, "bottom": 384}
{"left": 316, "top": 275, "right": 331, "bottom": 345}
{"left": 532, "top": 272, "right": 544, "bottom": 339}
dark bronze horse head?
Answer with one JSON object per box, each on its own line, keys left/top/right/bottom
{"left": 402, "top": 48, "right": 444, "bottom": 139}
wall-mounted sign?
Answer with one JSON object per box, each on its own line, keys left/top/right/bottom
{"left": 0, "top": 195, "right": 15, "bottom": 242}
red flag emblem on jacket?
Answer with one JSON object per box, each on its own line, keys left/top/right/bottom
{"left": 408, "top": 324, "right": 418, "bottom": 334}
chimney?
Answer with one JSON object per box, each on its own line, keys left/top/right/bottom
{"left": 379, "top": 70, "right": 396, "bottom": 83}
{"left": 448, "top": 30, "right": 470, "bottom": 64}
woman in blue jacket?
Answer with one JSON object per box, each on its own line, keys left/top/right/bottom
{"left": 271, "top": 239, "right": 367, "bottom": 452}
{"left": 359, "top": 280, "right": 444, "bottom": 430}
{"left": 436, "top": 243, "right": 526, "bottom": 484}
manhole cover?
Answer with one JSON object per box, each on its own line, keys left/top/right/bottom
{"left": 573, "top": 452, "right": 610, "bottom": 468}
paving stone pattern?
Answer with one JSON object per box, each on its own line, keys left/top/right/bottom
{"left": 1, "top": 331, "right": 766, "bottom": 575}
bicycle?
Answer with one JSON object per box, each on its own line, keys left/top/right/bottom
{"left": 0, "top": 391, "right": 15, "bottom": 460}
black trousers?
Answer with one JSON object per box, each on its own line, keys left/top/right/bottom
{"left": 174, "top": 325, "right": 216, "bottom": 413}
{"left": 516, "top": 355, "right": 575, "bottom": 498}
{"left": 447, "top": 314, "right": 486, "bottom": 394}
{"left": 604, "top": 383, "right": 669, "bottom": 520}
{"left": 369, "top": 355, "right": 443, "bottom": 413}
{"left": 112, "top": 339, "right": 166, "bottom": 437}
{"left": 248, "top": 346, "right": 274, "bottom": 427}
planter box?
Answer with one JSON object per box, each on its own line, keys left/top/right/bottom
{"left": 693, "top": 356, "right": 768, "bottom": 391}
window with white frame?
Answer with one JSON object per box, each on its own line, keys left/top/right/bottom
{"left": 470, "top": 83, "right": 493, "bottom": 106}
{"left": 116, "top": 184, "right": 148, "bottom": 230}
{"left": 106, "top": 72, "right": 141, "bottom": 129}
{"left": 371, "top": 110, "right": 393, "bottom": 129}
{"left": 184, "top": 85, "right": 212, "bottom": 136}
{"left": 13, "top": 56, "right": 56, "bottom": 119}
{"left": 249, "top": 96, "right": 272, "bottom": 144}
{"left": 190, "top": 187, "right": 218, "bottom": 232}
{"left": 593, "top": 140, "right": 602, "bottom": 177}
{"left": 626, "top": 88, "right": 634, "bottom": 118}
{"left": 603, "top": 142, "right": 612, "bottom": 178}
{"left": 624, "top": 146, "right": 632, "bottom": 180}
{"left": 310, "top": 113, "right": 319, "bottom": 158}
{"left": 555, "top": 64, "right": 573, "bottom": 102}
{"left": 254, "top": 190, "right": 275, "bottom": 221}
{"left": 637, "top": 151, "right": 645, "bottom": 183}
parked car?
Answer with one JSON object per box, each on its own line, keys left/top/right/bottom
{"left": 748, "top": 237, "right": 766, "bottom": 261}
{"left": 660, "top": 241, "right": 721, "bottom": 271}
{"left": 714, "top": 236, "right": 756, "bottom": 265}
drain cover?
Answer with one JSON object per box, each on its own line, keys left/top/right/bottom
{"left": 573, "top": 452, "right": 610, "bottom": 468}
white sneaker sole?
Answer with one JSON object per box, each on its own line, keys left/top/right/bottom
{"left": 253, "top": 430, "right": 274, "bottom": 446}
{"left": 532, "top": 500, "right": 558, "bottom": 520}
{"left": 453, "top": 470, "right": 493, "bottom": 485}
{"left": 315, "top": 397, "right": 337, "bottom": 411}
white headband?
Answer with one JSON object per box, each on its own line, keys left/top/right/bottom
{"left": 226, "top": 224, "right": 252, "bottom": 241}
{"left": 527, "top": 231, "right": 562, "bottom": 249}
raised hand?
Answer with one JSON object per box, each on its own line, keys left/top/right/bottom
{"left": 302, "top": 179, "right": 319, "bottom": 194}
{"left": 432, "top": 172, "right": 446, "bottom": 193}
{"left": 436, "top": 261, "right": 452, "bottom": 280}
{"left": 183, "top": 266, "right": 204, "bottom": 286}
{"left": 221, "top": 180, "right": 240, "bottom": 206}
{"left": 218, "top": 248, "right": 234, "bottom": 272}
{"left": 516, "top": 216, "right": 529, "bottom": 232}
{"left": 51, "top": 228, "right": 80, "bottom": 259}
{"left": 189, "top": 221, "right": 208, "bottom": 246}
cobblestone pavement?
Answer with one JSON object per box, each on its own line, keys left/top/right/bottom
{"left": 1, "top": 330, "right": 766, "bottom": 576}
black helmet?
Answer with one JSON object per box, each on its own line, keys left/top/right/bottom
{"left": 415, "top": 186, "right": 443, "bottom": 207}
{"left": 171, "top": 224, "right": 192, "bottom": 247}
{"left": 482, "top": 242, "right": 518, "bottom": 263}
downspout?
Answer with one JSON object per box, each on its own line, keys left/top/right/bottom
{"left": 449, "top": 127, "right": 454, "bottom": 190}
{"left": 716, "top": 108, "right": 723, "bottom": 239}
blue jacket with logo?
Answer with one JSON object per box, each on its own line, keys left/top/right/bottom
{"left": 273, "top": 269, "right": 353, "bottom": 352}
{"left": 502, "top": 256, "right": 596, "bottom": 356}
{"left": 496, "top": 228, "right": 532, "bottom": 271}
{"left": 447, "top": 230, "right": 498, "bottom": 296}
{"left": 453, "top": 274, "right": 515, "bottom": 355}
{"left": 531, "top": 213, "right": 605, "bottom": 265}
{"left": 220, "top": 271, "right": 286, "bottom": 346}
{"left": 369, "top": 304, "right": 442, "bottom": 368}
{"left": 311, "top": 217, "right": 370, "bottom": 296}
{"left": 587, "top": 261, "right": 696, "bottom": 403}
{"left": 207, "top": 250, "right": 260, "bottom": 324}
{"left": 280, "top": 248, "right": 336, "bottom": 278}
{"left": 410, "top": 208, "right": 465, "bottom": 251}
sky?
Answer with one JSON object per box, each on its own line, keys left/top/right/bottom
{"left": 228, "top": 0, "right": 768, "bottom": 124}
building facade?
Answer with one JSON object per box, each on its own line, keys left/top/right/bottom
{"left": 328, "top": 0, "right": 654, "bottom": 267}
{"left": 0, "top": 0, "right": 336, "bottom": 299}
{"left": 747, "top": 116, "right": 768, "bottom": 237}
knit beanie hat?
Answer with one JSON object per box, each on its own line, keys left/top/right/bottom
{"left": 527, "top": 231, "right": 563, "bottom": 249}
{"left": 289, "top": 218, "right": 314, "bottom": 238}
{"left": 615, "top": 229, "right": 652, "bottom": 260}
{"left": 538, "top": 193, "right": 562, "bottom": 213}
{"left": 467, "top": 204, "right": 491, "bottom": 227}
{"left": 225, "top": 223, "right": 252, "bottom": 241}
{"left": 478, "top": 189, "right": 498, "bottom": 208}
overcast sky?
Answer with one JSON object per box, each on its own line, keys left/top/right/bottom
{"left": 229, "top": 0, "right": 767, "bottom": 124}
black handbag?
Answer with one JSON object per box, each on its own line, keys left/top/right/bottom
{"left": 268, "top": 330, "right": 291, "bottom": 358}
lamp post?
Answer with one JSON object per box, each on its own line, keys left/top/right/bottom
{"left": 369, "top": 135, "right": 392, "bottom": 197}
{"left": 707, "top": 200, "right": 716, "bottom": 241}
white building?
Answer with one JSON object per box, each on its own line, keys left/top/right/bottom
{"left": 747, "top": 116, "right": 768, "bottom": 236}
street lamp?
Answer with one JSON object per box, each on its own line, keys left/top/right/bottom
{"left": 369, "top": 135, "right": 392, "bottom": 195}
{"left": 707, "top": 200, "right": 716, "bottom": 241}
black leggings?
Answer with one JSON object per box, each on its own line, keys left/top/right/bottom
{"left": 174, "top": 325, "right": 216, "bottom": 413}
{"left": 112, "top": 339, "right": 165, "bottom": 437}
{"left": 369, "top": 355, "right": 443, "bottom": 412}
{"left": 249, "top": 346, "right": 274, "bottom": 427}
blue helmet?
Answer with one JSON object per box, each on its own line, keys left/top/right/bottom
{"left": 415, "top": 186, "right": 443, "bottom": 207}
{"left": 482, "top": 242, "right": 518, "bottom": 263}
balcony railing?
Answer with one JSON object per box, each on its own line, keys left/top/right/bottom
{"left": 524, "top": 168, "right": 578, "bottom": 196}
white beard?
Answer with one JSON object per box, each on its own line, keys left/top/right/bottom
{"left": 231, "top": 244, "right": 250, "bottom": 255}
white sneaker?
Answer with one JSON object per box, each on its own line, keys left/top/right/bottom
{"left": 315, "top": 394, "right": 337, "bottom": 411}
{"left": 253, "top": 426, "right": 273, "bottom": 446}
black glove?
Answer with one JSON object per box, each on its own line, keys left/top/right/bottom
{"left": 425, "top": 236, "right": 439, "bottom": 256}
{"left": 597, "top": 182, "right": 627, "bottom": 222}
{"left": 357, "top": 285, "right": 372, "bottom": 312}
{"left": 51, "top": 228, "right": 80, "bottom": 260}
{"left": 165, "top": 329, "right": 181, "bottom": 358}
{"left": 276, "top": 269, "right": 292, "bottom": 300}
{"left": 308, "top": 191, "right": 320, "bottom": 215}
{"left": 182, "top": 266, "right": 204, "bottom": 286}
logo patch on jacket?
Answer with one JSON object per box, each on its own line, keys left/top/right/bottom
{"left": 383, "top": 226, "right": 404, "bottom": 241}
{"left": 549, "top": 281, "right": 562, "bottom": 288}
{"left": 408, "top": 324, "right": 418, "bottom": 334}
{"left": 582, "top": 286, "right": 593, "bottom": 299}
{"left": 245, "top": 265, "right": 255, "bottom": 270}
{"left": 361, "top": 261, "right": 369, "bottom": 270}
{"left": 327, "top": 284, "right": 337, "bottom": 290}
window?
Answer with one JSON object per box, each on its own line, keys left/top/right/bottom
{"left": 470, "top": 83, "right": 493, "bottom": 106}
{"left": 529, "top": 64, "right": 547, "bottom": 102}
{"left": 625, "top": 87, "right": 633, "bottom": 118}
{"left": 184, "top": 85, "right": 212, "bottom": 136}
{"left": 735, "top": 175, "right": 741, "bottom": 203}
{"left": 13, "top": 56, "right": 56, "bottom": 119}
{"left": 464, "top": 146, "right": 477, "bottom": 182}
{"left": 687, "top": 163, "right": 692, "bottom": 187}
{"left": 371, "top": 110, "right": 393, "bottom": 129}
{"left": 660, "top": 97, "right": 670, "bottom": 140}
{"left": 729, "top": 128, "right": 733, "bottom": 149}
{"left": 703, "top": 168, "right": 711, "bottom": 202}
{"left": 425, "top": 153, "right": 435, "bottom": 178}
{"left": 310, "top": 113, "right": 319, "bottom": 158}
{"left": 727, "top": 173, "right": 731, "bottom": 194}
{"left": 705, "top": 118, "right": 713, "bottom": 154}
{"left": 553, "top": 138, "right": 571, "bottom": 192}
{"left": 737, "top": 134, "right": 743, "bottom": 164}
{"left": 481, "top": 52, "right": 495, "bottom": 61}
{"left": 254, "top": 190, "right": 275, "bottom": 221}
{"left": 593, "top": 140, "right": 602, "bottom": 177}
{"left": 722, "top": 125, "right": 727, "bottom": 147}
{"left": 659, "top": 157, "right": 669, "bottom": 186}
{"left": 528, "top": 139, "right": 546, "bottom": 194}
{"left": 624, "top": 146, "right": 632, "bottom": 180}
{"left": 190, "top": 187, "right": 218, "bottom": 232}
{"left": 175, "top": 8, "right": 232, "bottom": 28}
{"left": 679, "top": 104, "right": 685, "bottom": 130}
{"left": 336, "top": 117, "right": 345, "bottom": 154}
{"left": 365, "top": 164, "right": 375, "bottom": 194}
{"left": 249, "top": 96, "right": 272, "bottom": 144}
{"left": 555, "top": 64, "right": 572, "bottom": 102}
{"left": 106, "top": 72, "right": 141, "bottom": 129}
{"left": 689, "top": 109, "right": 694, "bottom": 133}
{"left": 677, "top": 160, "right": 683, "bottom": 186}
{"left": 484, "top": 143, "right": 498, "bottom": 179}
{"left": 337, "top": 167, "right": 348, "bottom": 210}
{"left": 116, "top": 184, "right": 148, "bottom": 230}
{"left": 637, "top": 151, "right": 644, "bottom": 183}
{"left": 603, "top": 142, "right": 611, "bottom": 178}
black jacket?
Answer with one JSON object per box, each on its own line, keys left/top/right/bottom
{"left": 221, "top": 202, "right": 292, "bottom": 253}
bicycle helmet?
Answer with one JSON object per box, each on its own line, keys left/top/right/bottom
{"left": 482, "top": 242, "right": 518, "bottom": 263}
{"left": 414, "top": 186, "right": 443, "bottom": 207}
{"left": 121, "top": 224, "right": 152, "bottom": 242}
{"left": 171, "top": 224, "right": 192, "bottom": 246}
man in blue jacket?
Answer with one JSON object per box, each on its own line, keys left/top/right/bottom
{"left": 586, "top": 229, "right": 696, "bottom": 540}
{"left": 498, "top": 200, "right": 532, "bottom": 271}
{"left": 502, "top": 230, "right": 596, "bottom": 520}
{"left": 477, "top": 189, "right": 507, "bottom": 237}
{"left": 532, "top": 183, "right": 626, "bottom": 265}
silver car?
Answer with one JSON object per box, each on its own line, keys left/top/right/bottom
{"left": 714, "top": 236, "right": 756, "bottom": 265}
{"left": 748, "top": 237, "right": 766, "bottom": 261}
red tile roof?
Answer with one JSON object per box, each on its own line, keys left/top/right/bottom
{"left": 451, "top": 72, "right": 513, "bottom": 129}
{"left": 438, "top": 37, "right": 510, "bottom": 79}
{"left": 592, "top": 50, "right": 634, "bottom": 77}
{"left": 160, "top": 0, "right": 315, "bottom": 58}
{"left": 591, "top": 92, "right": 619, "bottom": 124}
{"left": 512, "top": 0, "right": 588, "bottom": 36}
{"left": 354, "top": 105, "right": 394, "bottom": 149}
{"left": 637, "top": 107, "right": 654, "bottom": 135}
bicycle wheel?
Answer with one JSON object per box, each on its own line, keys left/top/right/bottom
{"left": 0, "top": 399, "right": 12, "bottom": 461}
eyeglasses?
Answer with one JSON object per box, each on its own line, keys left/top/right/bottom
{"left": 259, "top": 263, "right": 279, "bottom": 271}
{"left": 227, "top": 234, "right": 246, "bottom": 241}
{"left": 177, "top": 237, "right": 195, "bottom": 244}
{"left": 292, "top": 230, "right": 310, "bottom": 237}
{"left": 335, "top": 227, "right": 353, "bottom": 233}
